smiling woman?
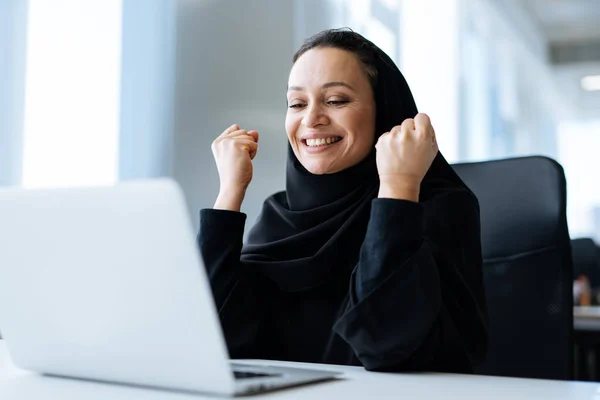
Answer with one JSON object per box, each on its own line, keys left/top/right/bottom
{"left": 285, "top": 47, "right": 376, "bottom": 175}
{"left": 198, "top": 28, "right": 488, "bottom": 373}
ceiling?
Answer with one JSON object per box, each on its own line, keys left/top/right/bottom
{"left": 522, "top": 0, "right": 600, "bottom": 119}
{"left": 524, "top": 0, "right": 600, "bottom": 43}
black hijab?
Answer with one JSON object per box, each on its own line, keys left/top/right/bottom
{"left": 241, "top": 29, "right": 470, "bottom": 292}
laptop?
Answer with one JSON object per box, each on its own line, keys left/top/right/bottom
{"left": 0, "top": 179, "right": 340, "bottom": 396}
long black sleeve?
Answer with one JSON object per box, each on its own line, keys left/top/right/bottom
{"left": 198, "top": 189, "right": 487, "bottom": 371}
{"left": 333, "top": 192, "right": 487, "bottom": 372}
{"left": 354, "top": 198, "right": 424, "bottom": 299}
{"left": 197, "top": 209, "right": 266, "bottom": 359}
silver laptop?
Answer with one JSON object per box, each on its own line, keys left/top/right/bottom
{"left": 0, "top": 179, "right": 340, "bottom": 396}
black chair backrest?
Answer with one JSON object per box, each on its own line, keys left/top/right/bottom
{"left": 571, "top": 238, "right": 600, "bottom": 288}
{"left": 452, "top": 156, "right": 573, "bottom": 380}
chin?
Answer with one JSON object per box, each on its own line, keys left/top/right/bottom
{"left": 302, "top": 161, "right": 337, "bottom": 175}
{"left": 304, "top": 165, "right": 328, "bottom": 175}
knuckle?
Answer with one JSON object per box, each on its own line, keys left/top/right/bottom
{"left": 397, "top": 129, "right": 411, "bottom": 141}
{"left": 416, "top": 112, "right": 430, "bottom": 121}
{"left": 378, "top": 134, "right": 390, "bottom": 144}
{"left": 223, "top": 139, "right": 236, "bottom": 149}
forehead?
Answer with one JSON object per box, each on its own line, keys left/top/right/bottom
{"left": 288, "top": 47, "right": 367, "bottom": 87}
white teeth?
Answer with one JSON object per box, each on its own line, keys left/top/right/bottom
{"left": 306, "top": 137, "right": 340, "bottom": 147}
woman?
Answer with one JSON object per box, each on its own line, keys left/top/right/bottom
{"left": 198, "top": 29, "right": 487, "bottom": 372}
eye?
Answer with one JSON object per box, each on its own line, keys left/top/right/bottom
{"left": 288, "top": 103, "right": 306, "bottom": 109}
{"left": 327, "top": 100, "right": 350, "bottom": 106}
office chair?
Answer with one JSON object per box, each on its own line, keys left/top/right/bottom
{"left": 452, "top": 156, "right": 573, "bottom": 380}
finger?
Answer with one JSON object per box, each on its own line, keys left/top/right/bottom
{"left": 227, "top": 129, "right": 259, "bottom": 141}
{"left": 400, "top": 118, "right": 415, "bottom": 133}
{"left": 231, "top": 137, "right": 258, "bottom": 148}
{"left": 241, "top": 141, "right": 258, "bottom": 157}
{"left": 247, "top": 130, "right": 259, "bottom": 143}
{"left": 240, "top": 142, "right": 258, "bottom": 153}
{"left": 387, "top": 124, "right": 404, "bottom": 137}
{"left": 249, "top": 144, "right": 259, "bottom": 160}
{"left": 414, "top": 113, "right": 431, "bottom": 131}
{"left": 225, "top": 129, "right": 253, "bottom": 138}
{"left": 220, "top": 124, "right": 240, "bottom": 137}
{"left": 375, "top": 134, "right": 384, "bottom": 150}
{"left": 414, "top": 113, "right": 433, "bottom": 142}
{"left": 232, "top": 136, "right": 258, "bottom": 146}
{"left": 376, "top": 130, "right": 392, "bottom": 146}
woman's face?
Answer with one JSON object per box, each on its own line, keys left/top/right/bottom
{"left": 285, "top": 47, "right": 376, "bottom": 175}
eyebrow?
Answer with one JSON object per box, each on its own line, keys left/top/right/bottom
{"left": 287, "top": 81, "right": 355, "bottom": 92}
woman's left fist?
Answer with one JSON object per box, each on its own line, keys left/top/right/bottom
{"left": 375, "top": 113, "right": 439, "bottom": 200}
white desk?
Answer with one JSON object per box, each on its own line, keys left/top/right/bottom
{"left": 1, "top": 342, "right": 598, "bottom": 399}
{"left": 575, "top": 306, "right": 600, "bottom": 331}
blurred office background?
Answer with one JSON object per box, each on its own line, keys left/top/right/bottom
{"left": 1, "top": 0, "right": 599, "bottom": 240}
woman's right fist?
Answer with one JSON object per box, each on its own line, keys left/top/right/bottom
{"left": 211, "top": 124, "right": 259, "bottom": 194}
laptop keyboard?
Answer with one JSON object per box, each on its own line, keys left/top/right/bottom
{"left": 233, "top": 370, "right": 281, "bottom": 380}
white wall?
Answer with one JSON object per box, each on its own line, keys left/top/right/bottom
{"left": 172, "top": 0, "right": 296, "bottom": 229}
{"left": 119, "top": 0, "right": 176, "bottom": 181}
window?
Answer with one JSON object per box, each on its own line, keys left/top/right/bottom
{"left": 22, "top": 0, "right": 122, "bottom": 188}
{"left": 558, "top": 121, "right": 600, "bottom": 239}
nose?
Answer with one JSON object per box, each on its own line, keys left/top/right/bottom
{"left": 301, "top": 103, "right": 328, "bottom": 128}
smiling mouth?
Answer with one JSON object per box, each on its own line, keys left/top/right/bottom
{"left": 302, "top": 137, "right": 343, "bottom": 147}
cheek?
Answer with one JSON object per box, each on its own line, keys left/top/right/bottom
{"left": 348, "top": 112, "right": 375, "bottom": 151}
{"left": 285, "top": 113, "right": 298, "bottom": 141}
